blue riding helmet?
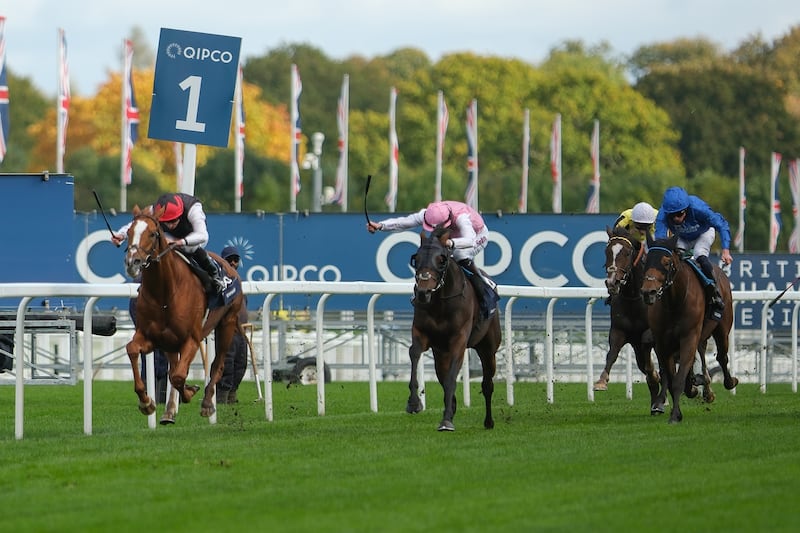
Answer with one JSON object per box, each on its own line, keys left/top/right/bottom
{"left": 661, "top": 186, "right": 690, "bottom": 214}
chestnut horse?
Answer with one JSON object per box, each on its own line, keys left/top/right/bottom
{"left": 124, "top": 205, "right": 244, "bottom": 423}
{"left": 406, "top": 226, "right": 501, "bottom": 431}
{"left": 641, "top": 235, "right": 738, "bottom": 423}
{"left": 598, "top": 226, "right": 666, "bottom": 414}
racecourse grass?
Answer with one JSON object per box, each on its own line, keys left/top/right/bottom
{"left": 2, "top": 380, "right": 800, "bottom": 532}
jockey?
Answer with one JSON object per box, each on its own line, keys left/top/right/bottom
{"left": 655, "top": 186, "right": 733, "bottom": 320}
{"left": 614, "top": 201, "right": 658, "bottom": 247}
{"left": 112, "top": 192, "right": 226, "bottom": 293}
{"left": 367, "top": 200, "right": 498, "bottom": 318}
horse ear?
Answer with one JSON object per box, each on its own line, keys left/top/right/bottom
{"left": 419, "top": 230, "right": 427, "bottom": 243}
{"left": 439, "top": 229, "right": 451, "bottom": 246}
{"left": 132, "top": 205, "right": 141, "bottom": 216}
{"left": 153, "top": 204, "right": 166, "bottom": 220}
{"left": 606, "top": 225, "right": 613, "bottom": 238}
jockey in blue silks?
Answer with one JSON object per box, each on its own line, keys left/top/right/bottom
{"left": 654, "top": 186, "right": 733, "bottom": 319}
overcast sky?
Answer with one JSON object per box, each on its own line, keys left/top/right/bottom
{"left": 3, "top": 0, "right": 798, "bottom": 96}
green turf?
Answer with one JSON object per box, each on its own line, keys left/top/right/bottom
{"left": 2, "top": 380, "right": 799, "bottom": 532}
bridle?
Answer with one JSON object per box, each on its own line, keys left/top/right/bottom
{"left": 127, "top": 214, "right": 175, "bottom": 270}
{"left": 606, "top": 235, "right": 644, "bottom": 289}
{"left": 410, "top": 243, "right": 449, "bottom": 294}
{"left": 643, "top": 245, "right": 678, "bottom": 300}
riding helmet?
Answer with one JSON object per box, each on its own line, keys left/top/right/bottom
{"left": 156, "top": 193, "right": 184, "bottom": 221}
{"left": 422, "top": 202, "right": 453, "bottom": 231}
{"left": 661, "top": 186, "right": 690, "bottom": 214}
{"left": 221, "top": 246, "right": 240, "bottom": 260}
{"left": 631, "top": 202, "right": 657, "bottom": 224}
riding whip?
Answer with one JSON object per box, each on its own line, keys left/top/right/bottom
{"left": 92, "top": 189, "right": 120, "bottom": 247}
{"left": 768, "top": 276, "right": 800, "bottom": 307}
{"left": 364, "top": 174, "right": 373, "bottom": 225}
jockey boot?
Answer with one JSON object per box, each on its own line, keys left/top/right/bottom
{"left": 458, "top": 259, "right": 498, "bottom": 319}
{"left": 193, "top": 247, "right": 225, "bottom": 293}
{"left": 697, "top": 255, "right": 724, "bottom": 319}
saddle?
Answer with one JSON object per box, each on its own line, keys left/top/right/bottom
{"left": 176, "top": 251, "right": 242, "bottom": 310}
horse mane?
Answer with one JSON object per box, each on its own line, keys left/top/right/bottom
{"left": 430, "top": 224, "right": 450, "bottom": 241}
{"left": 608, "top": 225, "right": 641, "bottom": 252}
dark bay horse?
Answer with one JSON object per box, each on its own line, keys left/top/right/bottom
{"left": 599, "top": 226, "right": 665, "bottom": 414}
{"left": 406, "top": 226, "right": 501, "bottom": 431}
{"left": 640, "top": 235, "right": 738, "bottom": 423}
{"left": 124, "top": 205, "right": 244, "bottom": 423}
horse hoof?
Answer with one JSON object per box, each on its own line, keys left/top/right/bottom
{"left": 484, "top": 419, "right": 495, "bottom": 430}
{"left": 651, "top": 404, "right": 665, "bottom": 415}
{"left": 138, "top": 400, "right": 156, "bottom": 415}
{"left": 406, "top": 401, "right": 422, "bottom": 414}
{"left": 593, "top": 381, "right": 608, "bottom": 391}
{"left": 159, "top": 413, "right": 176, "bottom": 425}
{"left": 686, "top": 386, "right": 699, "bottom": 399}
{"left": 703, "top": 391, "right": 716, "bottom": 404}
{"left": 437, "top": 421, "right": 455, "bottom": 432}
{"left": 200, "top": 405, "right": 216, "bottom": 418}
{"left": 724, "top": 377, "right": 739, "bottom": 390}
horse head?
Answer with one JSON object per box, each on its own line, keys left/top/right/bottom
{"left": 410, "top": 225, "right": 451, "bottom": 305}
{"left": 124, "top": 204, "right": 169, "bottom": 278}
{"left": 604, "top": 226, "right": 643, "bottom": 297}
{"left": 640, "top": 235, "right": 679, "bottom": 305}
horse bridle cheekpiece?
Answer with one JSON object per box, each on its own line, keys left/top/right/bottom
{"left": 644, "top": 245, "right": 676, "bottom": 299}
{"left": 606, "top": 235, "right": 636, "bottom": 287}
{"left": 129, "top": 214, "right": 171, "bottom": 269}
{"left": 410, "top": 242, "right": 449, "bottom": 294}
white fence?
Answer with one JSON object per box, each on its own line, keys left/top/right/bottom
{"left": 1, "top": 282, "right": 799, "bottom": 440}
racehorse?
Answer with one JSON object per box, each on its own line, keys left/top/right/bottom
{"left": 406, "top": 226, "right": 501, "bottom": 431}
{"left": 598, "top": 226, "right": 666, "bottom": 414}
{"left": 640, "top": 235, "right": 738, "bottom": 423}
{"left": 123, "top": 205, "right": 245, "bottom": 423}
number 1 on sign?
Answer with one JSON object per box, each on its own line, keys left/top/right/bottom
{"left": 175, "top": 76, "right": 207, "bottom": 133}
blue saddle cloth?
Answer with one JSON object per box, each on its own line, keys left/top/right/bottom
{"left": 178, "top": 251, "right": 242, "bottom": 310}
{"left": 684, "top": 257, "right": 714, "bottom": 287}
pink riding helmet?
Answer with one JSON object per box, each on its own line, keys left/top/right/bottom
{"left": 422, "top": 203, "right": 453, "bottom": 231}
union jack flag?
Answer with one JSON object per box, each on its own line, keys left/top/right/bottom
{"left": 385, "top": 87, "right": 399, "bottom": 211}
{"left": 333, "top": 74, "right": 349, "bottom": 207}
{"left": 290, "top": 64, "right": 302, "bottom": 209}
{"left": 585, "top": 120, "right": 600, "bottom": 213}
{"left": 0, "top": 16, "right": 9, "bottom": 164}
{"left": 57, "top": 28, "right": 70, "bottom": 172}
{"left": 788, "top": 159, "right": 800, "bottom": 253}
{"left": 464, "top": 99, "right": 478, "bottom": 210}
{"left": 769, "top": 152, "right": 782, "bottom": 253}
{"left": 122, "top": 39, "right": 139, "bottom": 185}
{"left": 550, "top": 114, "right": 562, "bottom": 213}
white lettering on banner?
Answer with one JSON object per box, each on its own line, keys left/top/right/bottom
{"left": 519, "top": 231, "right": 567, "bottom": 287}
{"left": 181, "top": 46, "right": 234, "bottom": 63}
{"left": 572, "top": 231, "right": 607, "bottom": 288}
{"left": 76, "top": 231, "right": 341, "bottom": 285}
{"left": 76, "top": 230, "right": 127, "bottom": 284}
{"left": 244, "top": 264, "right": 341, "bottom": 282}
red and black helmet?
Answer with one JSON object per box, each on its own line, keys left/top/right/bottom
{"left": 156, "top": 193, "right": 184, "bottom": 222}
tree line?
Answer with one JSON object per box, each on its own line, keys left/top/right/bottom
{"left": 3, "top": 26, "right": 799, "bottom": 252}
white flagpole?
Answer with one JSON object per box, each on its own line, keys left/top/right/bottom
{"left": 234, "top": 63, "right": 244, "bottom": 213}
{"left": 519, "top": 108, "right": 530, "bottom": 213}
{"left": 435, "top": 90, "right": 446, "bottom": 202}
{"left": 551, "top": 114, "right": 562, "bottom": 213}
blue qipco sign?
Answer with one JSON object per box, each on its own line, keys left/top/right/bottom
{"left": 148, "top": 28, "right": 241, "bottom": 147}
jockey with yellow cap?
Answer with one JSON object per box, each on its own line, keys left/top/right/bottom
{"left": 367, "top": 200, "right": 498, "bottom": 318}
{"left": 112, "top": 192, "right": 225, "bottom": 293}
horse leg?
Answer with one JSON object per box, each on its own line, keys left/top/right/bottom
{"left": 695, "top": 339, "right": 716, "bottom": 404}
{"left": 712, "top": 324, "right": 739, "bottom": 391}
{"left": 126, "top": 333, "right": 155, "bottom": 415}
{"left": 406, "top": 328, "right": 428, "bottom": 414}
{"left": 434, "top": 349, "right": 463, "bottom": 431}
{"left": 634, "top": 343, "right": 664, "bottom": 414}
{"left": 160, "top": 386, "right": 178, "bottom": 425}
{"left": 476, "top": 349, "right": 496, "bottom": 429}
{"left": 201, "top": 320, "right": 236, "bottom": 417}
{"left": 595, "top": 329, "right": 624, "bottom": 391}
{"left": 169, "top": 340, "right": 201, "bottom": 404}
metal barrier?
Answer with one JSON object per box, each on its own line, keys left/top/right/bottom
{"left": 1, "top": 282, "right": 798, "bottom": 439}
